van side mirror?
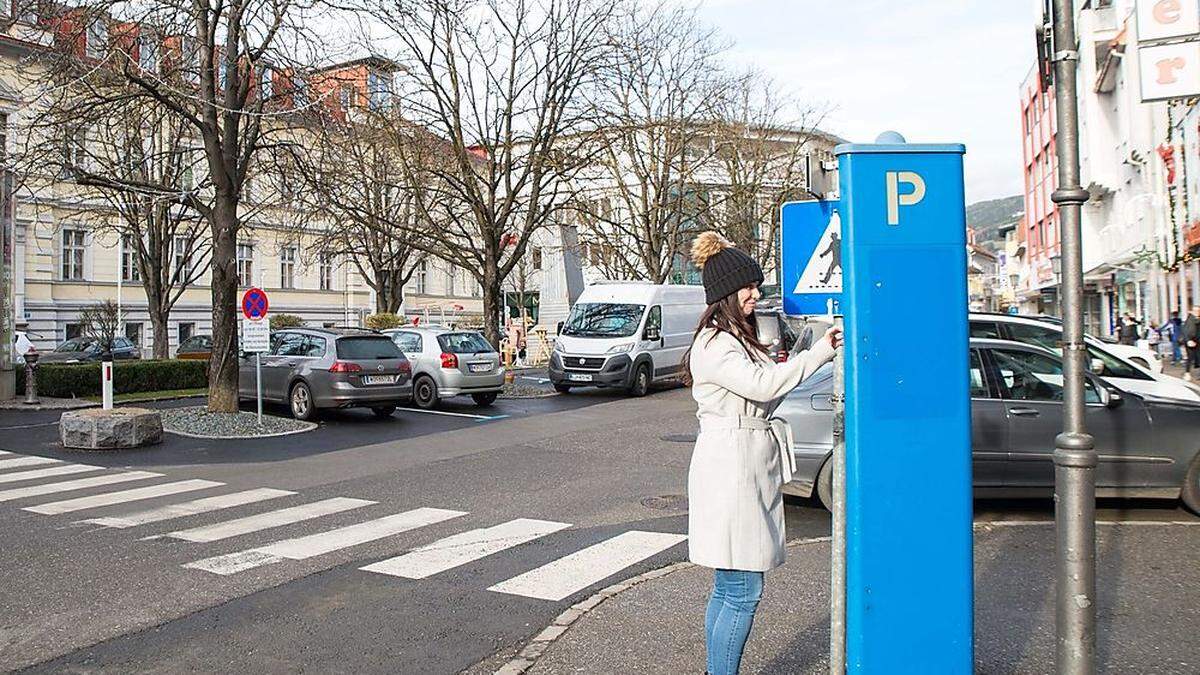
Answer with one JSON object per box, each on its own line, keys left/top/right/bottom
{"left": 556, "top": 321, "right": 564, "bottom": 335}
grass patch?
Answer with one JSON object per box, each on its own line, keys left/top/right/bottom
{"left": 85, "top": 388, "right": 208, "bottom": 403}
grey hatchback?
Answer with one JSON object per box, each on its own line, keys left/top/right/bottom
{"left": 778, "top": 338, "right": 1200, "bottom": 515}
{"left": 384, "top": 327, "right": 503, "bottom": 409}
{"left": 238, "top": 328, "right": 412, "bottom": 420}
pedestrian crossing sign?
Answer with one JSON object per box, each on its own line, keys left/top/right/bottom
{"left": 781, "top": 200, "right": 842, "bottom": 316}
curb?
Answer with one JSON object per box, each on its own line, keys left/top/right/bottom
{"left": 492, "top": 535, "right": 833, "bottom": 675}
{"left": 163, "top": 420, "right": 317, "bottom": 439}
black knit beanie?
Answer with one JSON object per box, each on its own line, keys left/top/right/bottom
{"left": 691, "top": 232, "right": 765, "bottom": 305}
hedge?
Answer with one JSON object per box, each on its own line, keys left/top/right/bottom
{"left": 17, "top": 359, "right": 209, "bottom": 398}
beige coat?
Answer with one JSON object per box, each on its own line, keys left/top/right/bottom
{"left": 687, "top": 328, "right": 835, "bottom": 571}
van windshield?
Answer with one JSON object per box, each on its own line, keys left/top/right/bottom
{"left": 561, "top": 303, "right": 646, "bottom": 338}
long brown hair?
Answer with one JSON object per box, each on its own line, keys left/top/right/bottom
{"left": 680, "top": 291, "right": 768, "bottom": 386}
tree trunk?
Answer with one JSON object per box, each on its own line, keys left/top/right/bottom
{"left": 148, "top": 305, "right": 171, "bottom": 360}
{"left": 481, "top": 266, "right": 502, "bottom": 348}
{"left": 207, "top": 197, "right": 240, "bottom": 413}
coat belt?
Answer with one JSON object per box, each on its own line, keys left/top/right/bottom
{"left": 697, "top": 415, "right": 796, "bottom": 484}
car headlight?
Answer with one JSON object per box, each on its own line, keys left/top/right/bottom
{"left": 606, "top": 342, "right": 634, "bottom": 354}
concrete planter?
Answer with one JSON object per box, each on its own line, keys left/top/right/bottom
{"left": 60, "top": 407, "right": 163, "bottom": 450}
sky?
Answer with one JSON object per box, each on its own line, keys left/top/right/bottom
{"left": 695, "top": 0, "right": 1036, "bottom": 204}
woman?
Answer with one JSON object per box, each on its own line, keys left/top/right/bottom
{"left": 683, "top": 232, "right": 840, "bottom": 675}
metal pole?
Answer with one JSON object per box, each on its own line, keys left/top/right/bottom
{"left": 829, "top": 310, "right": 845, "bottom": 675}
{"left": 1050, "top": 2, "right": 1097, "bottom": 672}
{"left": 255, "top": 352, "right": 263, "bottom": 425}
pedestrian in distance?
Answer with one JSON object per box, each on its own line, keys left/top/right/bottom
{"left": 1119, "top": 312, "right": 1141, "bottom": 346}
{"left": 681, "top": 231, "right": 841, "bottom": 675}
{"left": 1170, "top": 311, "right": 1184, "bottom": 364}
{"left": 1183, "top": 306, "right": 1200, "bottom": 381}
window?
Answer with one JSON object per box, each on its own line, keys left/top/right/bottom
{"left": 339, "top": 84, "right": 354, "bottom": 111}
{"left": 65, "top": 323, "right": 83, "bottom": 340}
{"left": 644, "top": 305, "right": 662, "bottom": 338}
{"left": 303, "top": 335, "right": 327, "bottom": 357}
{"left": 415, "top": 261, "right": 427, "bottom": 294}
{"left": 293, "top": 79, "right": 309, "bottom": 108}
{"left": 178, "top": 322, "right": 195, "bottom": 343}
{"left": 319, "top": 252, "right": 334, "bottom": 291}
{"left": 138, "top": 32, "right": 158, "bottom": 72}
{"left": 438, "top": 332, "right": 495, "bottom": 354}
{"left": 968, "top": 321, "right": 1003, "bottom": 339}
{"left": 991, "top": 348, "right": 1099, "bottom": 403}
{"left": 86, "top": 20, "right": 107, "bottom": 59}
{"left": 1, "top": 113, "right": 7, "bottom": 167}
{"left": 391, "top": 332, "right": 422, "bottom": 353}
{"left": 280, "top": 245, "right": 297, "bottom": 289}
{"left": 561, "top": 303, "right": 646, "bottom": 338}
{"left": 125, "top": 323, "right": 143, "bottom": 349}
{"left": 1006, "top": 322, "right": 1059, "bottom": 350}
{"left": 258, "top": 65, "right": 274, "bottom": 99}
{"left": 368, "top": 70, "right": 392, "bottom": 110}
{"left": 61, "top": 229, "right": 85, "bottom": 280}
{"left": 532, "top": 247, "right": 542, "bottom": 271}
{"left": 181, "top": 37, "right": 199, "bottom": 84}
{"left": 121, "top": 234, "right": 140, "bottom": 281}
{"left": 274, "top": 332, "right": 307, "bottom": 356}
{"left": 446, "top": 267, "right": 457, "bottom": 296}
{"left": 64, "top": 126, "right": 88, "bottom": 172}
{"left": 173, "top": 235, "right": 194, "bottom": 280}
{"left": 968, "top": 350, "right": 988, "bottom": 398}
{"left": 237, "top": 243, "right": 254, "bottom": 287}
{"left": 336, "top": 336, "right": 403, "bottom": 359}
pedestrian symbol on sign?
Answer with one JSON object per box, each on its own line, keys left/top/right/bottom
{"left": 793, "top": 211, "right": 842, "bottom": 294}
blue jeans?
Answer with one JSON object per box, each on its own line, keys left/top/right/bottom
{"left": 705, "top": 570, "right": 764, "bottom": 675}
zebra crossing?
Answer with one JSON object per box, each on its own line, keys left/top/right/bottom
{"left": 0, "top": 452, "right": 688, "bottom": 603}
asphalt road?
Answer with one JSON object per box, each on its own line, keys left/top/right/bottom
{"left": 0, "top": 382, "right": 1195, "bottom": 673}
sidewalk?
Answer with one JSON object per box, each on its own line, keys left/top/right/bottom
{"left": 520, "top": 522, "right": 1200, "bottom": 674}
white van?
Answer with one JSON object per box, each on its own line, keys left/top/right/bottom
{"left": 550, "top": 283, "right": 706, "bottom": 396}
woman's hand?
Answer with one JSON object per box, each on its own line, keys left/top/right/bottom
{"left": 824, "top": 327, "right": 843, "bottom": 350}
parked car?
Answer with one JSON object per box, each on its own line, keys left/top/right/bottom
{"left": 176, "top": 335, "right": 212, "bottom": 360}
{"left": 384, "top": 327, "right": 503, "bottom": 409}
{"left": 1013, "top": 313, "right": 1163, "bottom": 372}
{"left": 38, "top": 336, "right": 141, "bottom": 364}
{"left": 550, "top": 283, "right": 706, "bottom": 396}
{"left": 238, "top": 328, "right": 412, "bottom": 420}
{"left": 968, "top": 312, "right": 1197, "bottom": 401}
{"left": 777, "top": 338, "right": 1200, "bottom": 515}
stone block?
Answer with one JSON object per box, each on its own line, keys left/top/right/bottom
{"left": 60, "top": 407, "right": 163, "bottom": 450}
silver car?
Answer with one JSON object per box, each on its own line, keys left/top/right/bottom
{"left": 238, "top": 328, "right": 413, "bottom": 420}
{"left": 778, "top": 338, "right": 1200, "bottom": 515}
{"left": 384, "top": 327, "right": 504, "bottom": 409}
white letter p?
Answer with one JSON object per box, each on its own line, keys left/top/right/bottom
{"left": 886, "top": 171, "right": 926, "bottom": 225}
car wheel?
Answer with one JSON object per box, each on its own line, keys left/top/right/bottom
{"left": 627, "top": 364, "right": 651, "bottom": 397}
{"left": 413, "top": 375, "right": 439, "bottom": 410}
{"left": 1182, "top": 453, "right": 1200, "bottom": 516}
{"left": 471, "top": 392, "right": 498, "bottom": 407}
{"left": 553, "top": 384, "right": 571, "bottom": 394}
{"left": 816, "top": 458, "right": 834, "bottom": 512}
{"left": 290, "top": 382, "right": 317, "bottom": 421}
{"left": 371, "top": 405, "right": 396, "bottom": 418}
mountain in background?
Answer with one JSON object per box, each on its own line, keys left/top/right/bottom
{"left": 966, "top": 195, "right": 1024, "bottom": 253}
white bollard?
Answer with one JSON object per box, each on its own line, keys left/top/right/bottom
{"left": 102, "top": 359, "right": 114, "bottom": 410}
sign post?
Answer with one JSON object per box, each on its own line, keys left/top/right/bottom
{"left": 837, "top": 134, "right": 972, "bottom": 673}
{"left": 241, "top": 288, "right": 270, "bottom": 424}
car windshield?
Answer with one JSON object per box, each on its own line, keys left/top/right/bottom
{"left": 438, "top": 332, "right": 494, "bottom": 354}
{"left": 561, "top": 303, "right": 645, "bottom": 338}
{"left": 57, "top": 339, "right": 94, "bottom": 352}
{"left": 336, "top": 336, "right": 404, "bottom": 360}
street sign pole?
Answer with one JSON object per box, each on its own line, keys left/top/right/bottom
{"left": 256, "top": 352, "right": 262, "bottom": 425}
{"left": 241, "top": 288, "right": 270, "bottom": 426}
{"left": 1049, "top": 2, "right": 1097, "bottom": 671}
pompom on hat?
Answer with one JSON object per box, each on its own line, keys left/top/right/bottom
{"left": 691, "top": 232, "right": 764, "bottom": 305}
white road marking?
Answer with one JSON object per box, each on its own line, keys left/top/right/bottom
{"left": 184, "top": 507, "right": 468, "bottom": 575}
{"left": 163, "top": 497, "right": 375, "bottom": 543}
{"left": 398, "top": 407, "right": 501, "bottom": 420}
{"left": 488, "top": 530, "right": 688, "bottom": 602}
{"left": 0, "top": 471, "right": 162, "bottom": 502}
{"left": 519, "top": 376, "right": 550, "bottom": 384}
{"left": 0, "top": 456, "right": 61, "bottom": 470}
{"left": 83, "top": 488, "right": 296, "bottom": 528}
{"left": 0, "top": 450, "right": 10, "bottom": 455}
{"left": 362, "top": 518, "right": 571, "bottom": 580}
{"left": 23, "top": 479, "right": 224, "bottom": 515}
{"left": 0, "top": 421, "right": 60, "bottom": 430}
{"left": 0, "top": 464, "right": 103, "bottom": 484}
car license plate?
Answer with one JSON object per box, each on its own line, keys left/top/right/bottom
{"left": 362, "top": 375, "right": 396, "bottom": 385}
{"left": 568, "top": 373, "right": 593, "bottom": 382}
{"left": 468, "top": 363, "right": 491, "bottom": 373}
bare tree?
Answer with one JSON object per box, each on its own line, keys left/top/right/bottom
{"left": 80, "top": 300, "right": 122, "bottom": 352}
{"left": 707, "top": 73, "right": 831, "bottom": 278}
{"left": 283, "top": 106, "right": 436, "bottom": 314}
{"left": 573, "top": 1, "right": 729, "bottom": 283}
{"left": 369, "top": 0, "right": 617, "bottom": 345}
{"left": 15, "top": 91, "right": 211, "bottom": 359}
